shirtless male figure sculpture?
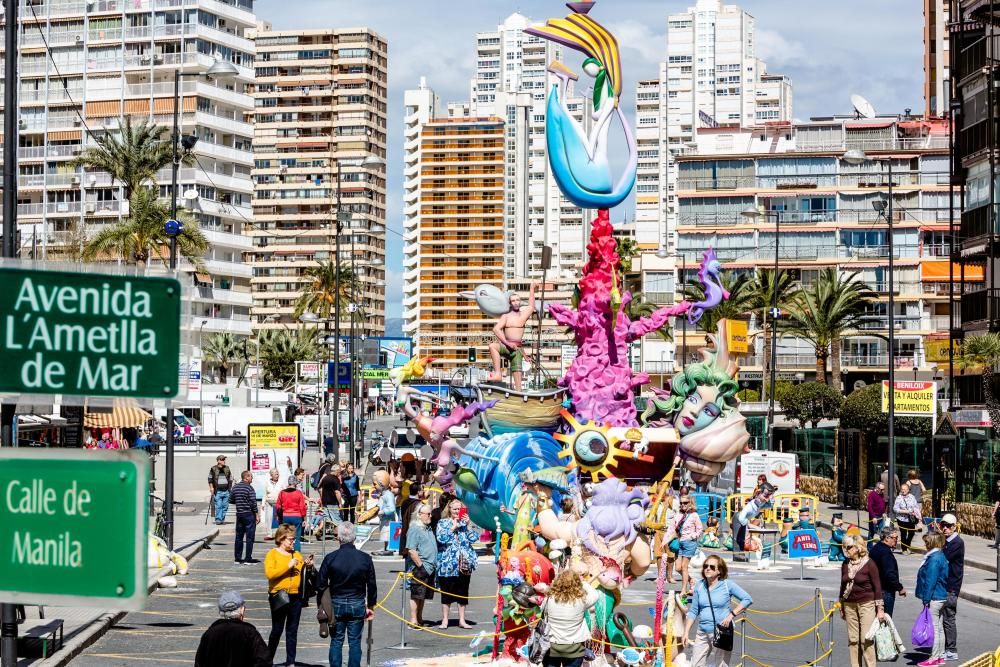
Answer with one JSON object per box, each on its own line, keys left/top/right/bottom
{"left": 488, "top": 281, "right": 537, "bottom": 389}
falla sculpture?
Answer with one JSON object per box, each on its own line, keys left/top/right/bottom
{"left": 391, "top": 2, "right": 750, "bottom": 664}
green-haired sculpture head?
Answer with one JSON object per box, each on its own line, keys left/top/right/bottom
{"left": 641, "top": 361, "right": 739, "bottom": 436}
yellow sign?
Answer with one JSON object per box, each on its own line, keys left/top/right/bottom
{"left": 247, "top": 423, "right": 300, "bottom": 449}
{"left": 924, "top": 338, "right": 957, "bottom": 363}
{"left": 722, "top": 319, "right": 749, "bottom": 355}
{"left": 881, "top": 381, "right": 937, "bottom": 416}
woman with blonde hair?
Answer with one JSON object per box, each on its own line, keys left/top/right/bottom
{"left": 541, "top": 569, "right": 599, "bottom": 667}
{"left": 839, "top": 535, "right": 885, "bottom": 667}
{"left": 264, "top": 524, "right": 314, "bottom": 666}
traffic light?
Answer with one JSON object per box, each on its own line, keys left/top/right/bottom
{"left": 467, "top": 347, "right": 477, "bottom": 363}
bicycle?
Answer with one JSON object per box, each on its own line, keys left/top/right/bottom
{"left": 149, "top": 494, "right": 183, "bottom": 542}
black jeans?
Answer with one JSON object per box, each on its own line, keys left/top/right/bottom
{"left": 897, "top": 517, "right": 917, "bottom": 551}
{"left": 235, "top": 513, "right": 256, "bottom": 562}
{"left": 341, "top": 497, "right": 358, "bottom": 524}
{"left": 268, "top": 595, "right": 303, "bottom": 665}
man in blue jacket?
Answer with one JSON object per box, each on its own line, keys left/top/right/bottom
{"left": 940, "top": 514, "right": 964, "bottom": 662}
{"left": 869, "top": 526, "right": 906, "bottom": 616}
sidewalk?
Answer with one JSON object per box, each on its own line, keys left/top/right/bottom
{"left": 817, "top": 499, "right": 1000, "bottom": 610}
{"left": 13, "top": 509, "right": 219, "bottom": 667}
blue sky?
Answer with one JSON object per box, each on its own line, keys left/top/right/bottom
{"left": 256, "top": 0, "right": 925, "bottom": 323}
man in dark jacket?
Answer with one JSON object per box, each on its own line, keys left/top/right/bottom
{"left": 869, "top": 526, "right": 906, "bottom": 616}
{"left": 940, "top": 513, "right": 965, "bottom": 661}
{"left": 231, "top": 471, "right": 260, "bottom": 564}
{"left": 208, "top": 455, "right": 233, "bottom": 525}
{"left": 317, "top": 522, "right": 377, "bottom": 667}
{"left": 195, "top": 591, "right": 270, "bottom": 667}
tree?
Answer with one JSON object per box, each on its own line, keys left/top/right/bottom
{"left": 840, "top": 383, "right": 931, "bottom": 437}
{"left": 747, "top": 268, "right": 799, "bottom": 400}
{"left": 780, "top": 381, "right": 844, "bottom": 428}
{"left": 71, "top": 117, "right": 182, "bottom": 197}
{"left": 682, "top": 270, "right": 755, "bottom": 335}
{"left": 203, "top": 332, "right": 245, "bottom": 384}
{"left": 782, "top": 268, "right": 872, "bottom": 389}
{"left": 82, "top": 187, "right": 208, "bottom": 267}
{"left": 959, "top": 333, "right": 1000, "bottom": 431}
{"left": 294, "top": 260, "right": 365, "bottom": 323}
{"left": 615, "top": 237, "right": 640, "bottom": 273}
{"left": 259, "top": 328, "right": 318, "bottom": 390}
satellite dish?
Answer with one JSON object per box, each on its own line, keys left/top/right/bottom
{"left": 851, "top": 94, "right": 877, "bottom": 119}
{"left": 853, "top": 379, "right": 867, "bottom": 391}
{"left": 183, "top": 189, "right": 199, "bottom": 200}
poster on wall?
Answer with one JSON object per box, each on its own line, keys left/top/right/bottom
{"left": 246, "top": 423, "right": 301, "bottom": 500}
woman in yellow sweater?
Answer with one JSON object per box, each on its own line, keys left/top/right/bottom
{"left": 264, "top": 524, "right": 314, "bottom": 666}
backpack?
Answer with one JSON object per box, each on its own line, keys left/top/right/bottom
{"left": 310, "top": 470, "right": 323, "bottom": 490}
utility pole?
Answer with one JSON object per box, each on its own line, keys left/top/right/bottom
{"left": 2, "top": 0, "right": 21, "bottom": 661}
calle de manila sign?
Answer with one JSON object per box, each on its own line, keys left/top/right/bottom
{"left": 0, "top": 267, "right": 182, "bottom": 398}
{"left": 0, "top": 450, "right": 149, "bottom": 609}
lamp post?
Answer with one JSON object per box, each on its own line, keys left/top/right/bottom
{"left": 742, "top": 207, "right": 782, "bottom": 450}
{"left": 298, "top": 311, "right": 328, "bottom": 452}
{"left": 656, "top": 247, "right": 688, "bottom": 369}
{"left": 198, "top": 319, "right": 207, "bottom": 431}
{"left": 843, "top": 148, "right": 897, "bottom": 513}
{"left": 164, "top": 55, "right": 239, "bottom": 552}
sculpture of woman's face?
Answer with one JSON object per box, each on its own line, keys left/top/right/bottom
{"left": 674, "top": 385, "right": 723, "bottom": 436}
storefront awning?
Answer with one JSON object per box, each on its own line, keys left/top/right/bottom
{"left": 84, "top": 399, "right": 153, "bottom": 429}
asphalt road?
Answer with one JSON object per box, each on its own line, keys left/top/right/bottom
{"left": 74, "top": 525, "right": 1000, "bottom": 667}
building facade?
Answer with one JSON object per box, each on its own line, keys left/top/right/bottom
{"left": 0, "top": 0, "right": 258, "bottom": 350}
{"left": 670, "top": 116, "right": 962, "bottom": 393}
{"left": 924, "top": 0, "right": 951, "bottom": 118}
{"left": 249, "top": 25, "right": 388, "bottom": 335}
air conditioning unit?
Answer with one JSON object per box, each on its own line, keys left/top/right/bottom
{"left": 140, "top": 55, "right": 151, "bottom": 65}
{"left": 75, "top": 34, "right": 83, "bottom": 43}
{"left": 153, "top": 54, "right": 163, "bottom": 64}
{"left": 71, "top": 176, "right": 81, "bottom": 185}
{"left": 56, "top": 202, "right": 69, "bottom": 213}
{"left": 85, "top": 203, "right": 96, "bottom": 214}
{"left": 72, "top": 118, "right": 82, "bottom": 126}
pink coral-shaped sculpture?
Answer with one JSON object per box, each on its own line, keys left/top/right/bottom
{"left": 549, "top": 210, "right": 691, "bottom": 426}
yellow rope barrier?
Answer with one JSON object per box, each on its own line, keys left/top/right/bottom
{"left": 403, "top": 572, "right": 497, "bottom": 600}
{"left": 746, "top": 598, "right": 816, "bottom": 616}
{"left": 741, "top": 607, "right": 838, "bottom": 643}
{"left": 373, "top": 601, "right": 532, "bottom": 639}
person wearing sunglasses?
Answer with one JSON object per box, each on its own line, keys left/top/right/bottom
{"left": 683, "top": 555, "right": 752, "bottom": 667}
{"left": 664, "top": 494, "right": 703, "bottom": 596}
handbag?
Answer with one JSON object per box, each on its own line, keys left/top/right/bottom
{"left": 269, "top": 589, "right": 291, "bottom": 613}
{"left": 527, "top": 600, "right": 551, "bottom": 664}
{"left": 911, "top": 605, "right": 934, "bottom": 648}
{"left": 706, "top": 580, "right": 735, "bottom": 652}
{"left": 668, "top": 513, "right": 690, "bottom": 554}
{"left": 458, "top": 551, "right": 473, "bottom": 576}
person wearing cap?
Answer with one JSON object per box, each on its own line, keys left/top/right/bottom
{"left": 208, "top": 455, "right": 233, "bottom": 525}
{"left": 194, "top": 591, "right": 270, "bottom": 667}
{"left": 275, "top": 475, "right": 308, "bottom": 552}
{"left": 939, "top": 513, "right": 964, "bottom": 662}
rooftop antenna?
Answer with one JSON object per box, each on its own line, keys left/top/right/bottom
{"left": 851, "top": 93, "right": 877, "bottom": 120}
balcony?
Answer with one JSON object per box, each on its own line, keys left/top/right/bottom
{"left": 959, "top": 119, "right": 999, "bottom": 161}
{"left": 960, "top": 203, "right": 998, "bottom": 243}
{"left": 841, "top": 354, "right": 888, "bottom": 368}
{"left": 961, "top": 288, "right": 1000, "bottom": 329}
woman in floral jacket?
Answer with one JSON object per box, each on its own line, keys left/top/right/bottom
{"left": 435, "top": 499, "right": 478, "bottom": 629}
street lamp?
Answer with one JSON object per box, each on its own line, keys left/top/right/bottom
{"left": 199, "top": 319, "right": 208, "bottom": 431}
{"left": 298, "top": 311, "right": 328, "bottom": 452}
{"left": 742, "top": 206, "right": 782, "bottom": 451}
{"left": 843, "top": 147, "right": 898, "bottom": 513}
{"left": 656, "top": 247, "right": 688, "bottom": 370}
{"left": 163, "top": 55, "right": 239, "bottom": 552}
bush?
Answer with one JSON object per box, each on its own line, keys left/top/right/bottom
{"left": 738, "top": 388, "right": 761, "bottom": 402}
{"left": 839, "top": 383, "right": 931, "bottom": 437}
{"left": 780, "top": 381, "right": 844, "bottom": 428}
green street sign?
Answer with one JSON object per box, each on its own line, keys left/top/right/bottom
{"left": 0, "top": 449, "right": 149, "bottom": 610}
{"left": 0, "top": 267, "right": 182, "bottom": 398}
{"left": 362, "top": 368, "right": 390, "bottom": 379}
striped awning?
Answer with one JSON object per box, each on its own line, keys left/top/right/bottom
{"left": 84, "top": 399, "right": 153, "bottom": 429}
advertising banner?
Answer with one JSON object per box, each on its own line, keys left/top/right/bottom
{"left": 881, "top": 381, "right": 936, "bottom": 416}
{"left": 246, "top": 423, "right": 301, "bottom": 499}
{"left": 787, "top": 529, "right": 822, "bottom": 560}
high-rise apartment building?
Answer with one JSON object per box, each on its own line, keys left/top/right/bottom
{"left": 636, "top": 0, "right": 793, "bottom": 251}
{"left": 923, "top": 0, "right": 950, "bottom": 118}
{"left": 401, "top": 95, "right": 506, "bottom": 373}
{"left": 0, "top": 0, "right": 258, "bottom": 348}
{"left": 671, "top": 116, "right": 961, "bottom": 394}
{"left": 248, "top": 25, "right": 388, "bottom": 335}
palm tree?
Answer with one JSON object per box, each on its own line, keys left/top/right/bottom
{"left": 959, "top": 333, "right": 1000, "bottom": 431}
{"left": 682, "top": 271, "right": 756, "bottom": 335}
{"left": 203, "top": 332, "right": 245, "bottom": 384}
{"left": 782, "top": 268, "right": 873, "bottom": 389}
{"left": 615, "top": 237, "right": 640, "bottom": 273}
{"left": 71, "top": 117, "right": 182, "bottom": 197}
{"left": 259, "top": 327, "right": 318, "bottom": 390}
{"left": 294, "top": 260, "right": 365, "bottom": 322}
{"left": 747, "top": 269, "right": 800, "bottom": 400}
{"left": 82, "top": 187, "right": 208, "bottom": 267}
{"left": 626, "top": 296, "right": 673, "bottom": 341}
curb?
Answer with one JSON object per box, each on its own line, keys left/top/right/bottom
{"left": 961, "top": 585, "right": 1000, "bottom": 609}
{"left": 38, "top": 527, "right": 220, "bottom": 667}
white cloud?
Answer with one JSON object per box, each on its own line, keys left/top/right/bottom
{"left": 607, "top": 19, "right": 665, "bottom": 70}
{"left": 755, "top": 28, "right": 807, "bottom": 69}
